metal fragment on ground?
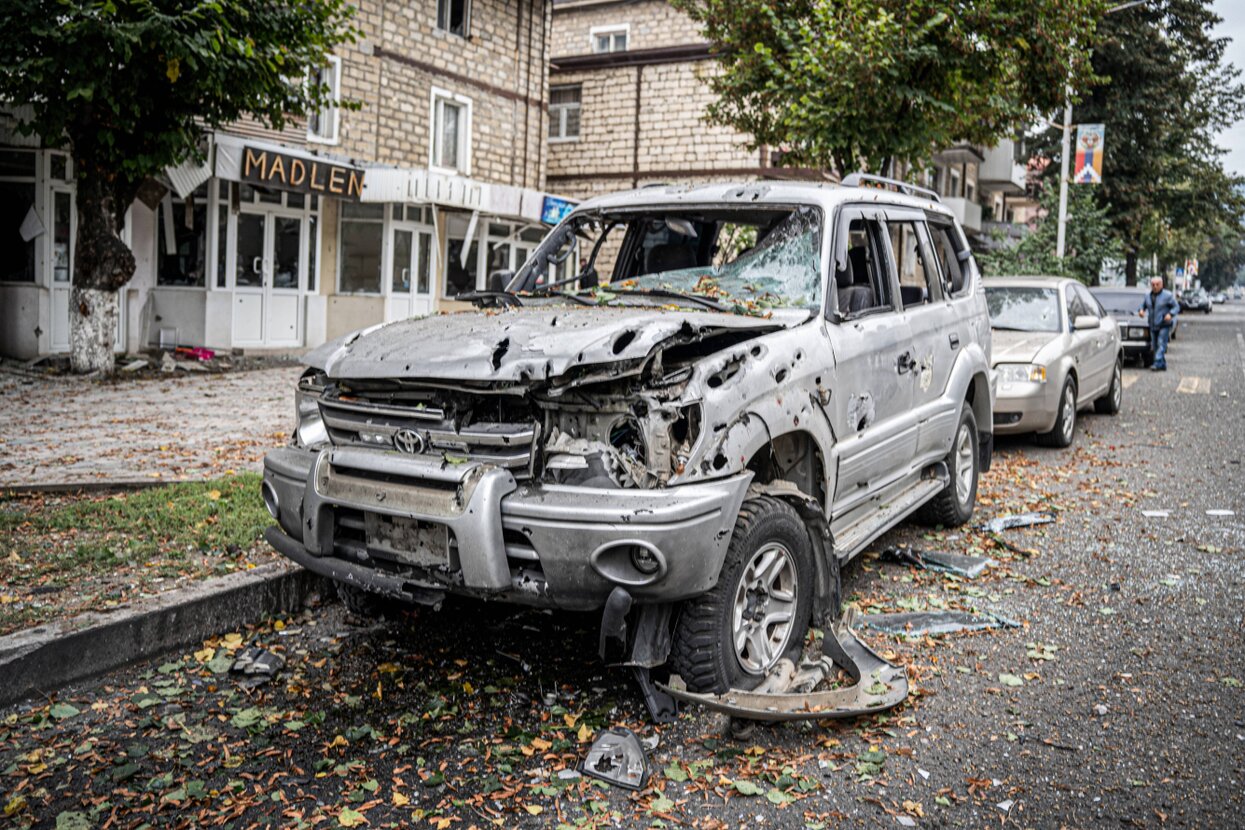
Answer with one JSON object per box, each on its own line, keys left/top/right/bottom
{"left": 882, "top": 547, "right": 993, "bottom": 579}
{"left": 862, "top": 610, "right": 1021, "bottom": 637}
{"left": 658, "top": 614, "right": 908, "bottom": 722}
{"left": 1141, "top": 510, "right": 1170, "bottom": 518}
{"left": 578, "top": 728, "right": 649, "bottom": 790}
{"left": 230, "top": 647, "right": 286, "bottom": 687}
{"left": 978, "top": 511, "right": 1056, "bottom": 533}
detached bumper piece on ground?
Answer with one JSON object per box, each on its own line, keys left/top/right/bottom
{"left": 658, "top": 611, "right": 908, "bottom": 722}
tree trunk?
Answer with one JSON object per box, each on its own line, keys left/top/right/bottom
{"left": 70, "top": 171, "right": 135, "bottom": 374}
{"left": 1124, "top": 249, "right": 1138, "bottom": 286}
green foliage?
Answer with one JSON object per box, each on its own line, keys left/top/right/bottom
{"left": 978, "top": 184, "right": 1120, "bottom": 285}
{"left": 0, "top": 0, "right": 359, "bottom": 203}
{"left": 1031, "top": 0, "right": 1245, "bottom": 279}
{"left": 673, "top": 0, "right": 1106, "bottom": 174}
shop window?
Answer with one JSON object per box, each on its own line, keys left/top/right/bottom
{"left": 431, "top": 89, "right": 471, "bottom": 175}
{"left": 156, "top": 186, "right": 208, "bottom": 287}
{"left": 549, "top": 85, "right": 581, "bottom": 141}
{"left": 216, "top": 204, "right": 228, "bottom": 288}
{"left": 591, "top": 25, "right": 628, "bottom": 53}
{"left": 0, "top": 150, "right": 36, "bottom": 178}
{"left": 0, "top": 182, "right": 36, "bottom": 282}
{"left": 436, "top": 0, "right": 470, "bottom": 37}
{"left": 339, "top": 201, "right": 384, "bottom": 294}
{"left": 308, "top": 215, "right": 318, "bottom": 292}
{"left": 307, "top": 56, "right": 341, "bottom": 145}
{"left": 444, "top": 215, "right": 478, "bottom": 298}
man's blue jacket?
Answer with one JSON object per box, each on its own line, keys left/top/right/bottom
{"left": 1139, "top": 289, "right": 1179, "bottom": 330}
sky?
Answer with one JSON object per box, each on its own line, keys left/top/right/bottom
{"left": 1213, "top": 0, "right": 1245, "bottom": 177}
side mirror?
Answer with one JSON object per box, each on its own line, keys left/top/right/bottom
{"left": 1072, "top": 314, "right": 1100, "bottom": 331}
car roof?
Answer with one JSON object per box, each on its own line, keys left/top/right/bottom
{"left": 570, "top": 180, "right": 957, "bottom": 222}
{"left": 982, "top": 276, "right": 1075, "bottom": 290}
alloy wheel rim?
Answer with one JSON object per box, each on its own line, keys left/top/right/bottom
{"left": 955, "top": 422, "right": 974, "bottom": 506}
{"left": 1062, "top": 387, "right": 1076, "bottom": 442}
{"left": 732, "top": 542, "right": 799, "bottom": 675}
{"left": 1112, "top": 366, "right": 1122, "bottom": 408}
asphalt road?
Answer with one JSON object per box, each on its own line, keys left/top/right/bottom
{"left": 3, "top": 302, "right": 1243, "bottom": 830}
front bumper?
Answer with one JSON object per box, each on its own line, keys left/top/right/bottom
{"left": 990, "top": 377, "right": 1061, "bottom": 435}
{"left": 263, "top": 445, "right": 752, "bottom": 611}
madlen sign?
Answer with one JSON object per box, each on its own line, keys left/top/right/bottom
{"left": 241, "top": 146, "right": 365, "bottom": 200}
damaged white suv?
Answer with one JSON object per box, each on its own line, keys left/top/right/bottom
{"left": 262, "top": 177, "right": 993, "bottom": 707}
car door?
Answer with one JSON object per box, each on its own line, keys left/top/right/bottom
{"left": 822, "top": 206, "right": 917, "bottom": 508}
{"left": 880, "top": 210, "right": 957, "bottom": 463}
{"left": 1070, "top": 283, "right": 1113, "bottom": 399}
{"left": 1064, "top": 284, "right": 1100, "bottom": 403}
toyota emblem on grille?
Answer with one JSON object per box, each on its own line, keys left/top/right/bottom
{"left": 392, "top": 428, "right": 424, "bottom": 454}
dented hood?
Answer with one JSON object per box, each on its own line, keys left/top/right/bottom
{"left": 990, "top": 329, "right": 1061, "bottom": 365}
{"left": 306, "top": 307, "right": 791, "bottom": 381}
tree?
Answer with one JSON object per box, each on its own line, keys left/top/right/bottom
{"left": 672, "top": 0, "right": 1106, "bottom": 176}
{"left": 1032, "top": 0, "right": 1245, "bottom": 284}
{"left": 979, "top": 183, "right": 1120, "bottom": 285}
{"left": 0, "top": 1, "right": 358, "bottom": 373}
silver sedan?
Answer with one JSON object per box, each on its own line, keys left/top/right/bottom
{"left": 984, "top": 277, "right": 1123, "bottom": 448}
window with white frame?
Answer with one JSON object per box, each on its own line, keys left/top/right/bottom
{"left": 431, "top": 89, "right": 472, "bottom": 175}
{"left": 591, "top": 25, "right": 629, "bottom": 53}
{"left": 339, "top": 202, "right": 385, "bottom": 294}
{"left": 549, "top": 85, "right": 581, "bottom": 141}
{"left": 307, "top": 56, "right": 341, "bottom": 144}
{"left": 436, "top": 0, "right": 470, "bottom": 37}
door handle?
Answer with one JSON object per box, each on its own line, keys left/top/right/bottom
{"left": 252, "top": 256, "right": 262, "bottom": 275}
{"left": 897, "top": 351, "right": 916, "bottom": 374}
{"left": 949, "top": 333, "right": 960, "bottom": 350}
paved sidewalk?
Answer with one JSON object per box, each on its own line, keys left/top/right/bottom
{"left": 0, "top": 366, "right": 300, "bottom": 486}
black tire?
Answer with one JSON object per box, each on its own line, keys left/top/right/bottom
{"left": 1094, "top": 358, "right": 1123, "bottom": 415}
{"left": 916, "top": 405, "right": 979, "bottom": 527}
{"left": 670, "top": 496, "right": 815, "bottom": 694}
{"left": 1036, "top": 376, "right": 1077, "bottom": 448}
{"left": 337, "top": 582, "right": 400, "bottom": 619}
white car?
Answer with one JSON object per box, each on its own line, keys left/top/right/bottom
{"left": 984, "top": 277, "right": 1123, "bottom": 448}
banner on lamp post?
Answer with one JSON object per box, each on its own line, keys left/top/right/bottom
{"left": 1073, "top": 124, "right": 1105, "bottom": 184}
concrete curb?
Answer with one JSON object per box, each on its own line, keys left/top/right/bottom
{"left": 1, "top": 480, "right": 172, "bottom": 495}
{"left": 0, "top": 562, "right": 328, "bottom": 709}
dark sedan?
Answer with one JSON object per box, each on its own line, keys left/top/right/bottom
{"left": 1090, "top": 286, "right": 1177, "bottom": 366}
{"left": 1181, "top": 289, "right": 1212, "bottom": 313}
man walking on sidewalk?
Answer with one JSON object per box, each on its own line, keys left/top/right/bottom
{"left": 1137, "top": 276, "right": 1179, "bottom": 371}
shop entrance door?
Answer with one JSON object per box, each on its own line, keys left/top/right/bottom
{"left": 49, "top": 187, "right": 74, "bottom": 352}
{"left": 384, "top": 223, "right": 434, "bottom": 322}
{"left": 233, "top": 208, "right": 304, "bottom": 347}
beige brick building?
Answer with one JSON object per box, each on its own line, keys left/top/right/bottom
{"left": 2, "top": 0, "right": 573, "bottom": 359}
{"left": 546, "top": 0, "right": 823, "bottom": 201}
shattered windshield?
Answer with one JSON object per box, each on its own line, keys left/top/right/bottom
{"left": 509, "top": 205, "right": 824, "bottom": 315}
{"left": 986, "top": 286, "right": 1062, "bottom": 333}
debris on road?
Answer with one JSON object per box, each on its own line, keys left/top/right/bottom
{"left": 882, "top": 546, "right": 993, "bottom": 579}
{"left": 862, "top": 610, "right": 1021, "bottom": 637}
{"left": 661, "top": 612, "right": 909, "bottom": 721}
{"left": 229, "top": 646, "right": 285, "bottom": 687}
{"left": 579, "top": 728, "right": 649, "bottom": 790}
{"left": 1206, "top": 509, "right": 1235, "bottom": 517}
{"left": 1141, "top": 509, "right": 1171, "bottom": 518}
{"left": 978, "top": 511, "right": 1056, "bottom": 533}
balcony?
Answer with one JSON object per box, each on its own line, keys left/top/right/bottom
{"left": 942, "top": 197, "right": 982, "bottom": 234}
{"left": 978, "top": 140, "right": 1026, "bottom": 194}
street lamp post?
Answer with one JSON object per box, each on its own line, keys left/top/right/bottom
{"left": 1055, "top": 0, "right": 1146, "bottom": 261}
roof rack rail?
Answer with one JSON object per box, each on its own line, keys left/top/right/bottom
{"left": 840, "top": 173, "right": 940, "bottom": 203}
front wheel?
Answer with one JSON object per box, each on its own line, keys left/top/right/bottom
{"left": 670, "top": 496, "right": 814, "bottom": 694}
{"left": 1095, "top": 359, "right": 1123, "bottom": 415}
{"left": 1036, "top": 376, "right": 1077, "bottom": 448}
{"left": 916, "top": 405, "right": 979, "bottom": 527}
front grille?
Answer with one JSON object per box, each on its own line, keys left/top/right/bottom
{"left": 318, "top": 385, "right": 538, "bottom": 476}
